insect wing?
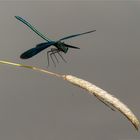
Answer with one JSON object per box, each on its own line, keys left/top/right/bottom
{"left": 36, "top": 41, "right": 55, "bottom": 48}
{"left": 20, "top": 42, "right": 55, "bottom": 59}
{"left": 64, "top": 43, "right": 80, "bottom": 49}
{"left": 59, "top": 30, "right": 96, "bottom": 41}
{"left": 15, "top": 16, "right": 52, "bottom": 42}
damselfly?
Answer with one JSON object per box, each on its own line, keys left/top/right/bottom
{"left": 15, "top": 16, "right": 96, "bottom": 66}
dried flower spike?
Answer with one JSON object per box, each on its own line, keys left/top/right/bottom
{"left": 63, "top": 75, "right": 139, "bottom": 130}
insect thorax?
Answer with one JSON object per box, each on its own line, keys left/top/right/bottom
{"left": 56, "top": 42, "right": 68, "bottom": 53}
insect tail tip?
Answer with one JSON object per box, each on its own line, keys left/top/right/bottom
{"left": 15, "top": 16, "right": 21, "bottom": 20}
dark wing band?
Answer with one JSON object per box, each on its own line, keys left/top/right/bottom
{"left": 20, "top": 41, "right": 55, "bottom": 59}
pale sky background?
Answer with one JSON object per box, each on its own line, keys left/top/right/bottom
{"left": 0, "top": 1, "right": 140, "bottom": 140}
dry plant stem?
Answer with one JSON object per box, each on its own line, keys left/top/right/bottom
{"left": 0, "top": 60, "right": 62, "bottom": 78}
{"left": 63, "top": 75, "right": 139, "bottom": 130}
{"left": 0, "top": 60, "right": 139, "bottom": 130}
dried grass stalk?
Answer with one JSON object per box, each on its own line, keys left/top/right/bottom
{"left": 0, "top": 60, "right": 139, "bottom": 130}
{"left": 63, "top": 75, "right": 139, "bottom": 130}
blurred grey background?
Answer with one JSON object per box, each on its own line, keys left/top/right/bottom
{"left": 0, "top": 1, "right": 140, "bottom": 140}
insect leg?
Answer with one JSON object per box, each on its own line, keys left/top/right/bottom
{"left": 50, "top": 49, "right": 57, "bottom": 67}
{"left": 47, "top": 50, "right": 52, "bottom": 67}
{"left": 51, "top": 48, "right": 59, "bottom": 64}
{"left": 56, "top": 50, "right": 67, "bottom": 63}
